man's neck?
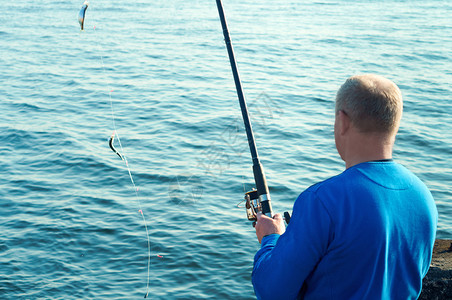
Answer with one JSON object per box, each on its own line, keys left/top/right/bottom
{"left": 345, "top": 154, "right": 393, "bottom": 169}
{"left": 344, "top": 132, "right": 394, "bottom": 169}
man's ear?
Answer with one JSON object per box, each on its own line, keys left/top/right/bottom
{"left": 338, "top": 110, "right": 351, "bottom": 136}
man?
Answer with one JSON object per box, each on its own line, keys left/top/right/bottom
{"left": 252, "top": 74, "right": 437, "bottom": 299}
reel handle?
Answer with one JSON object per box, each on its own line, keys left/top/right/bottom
{"left": 284, "top": 211, "right": 291, "bottom": 224}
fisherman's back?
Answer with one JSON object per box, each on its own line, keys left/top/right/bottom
{"left": 252, "top": 161, "right": 437, "bottom": 299}
{"left": 299, "top": 161, "right": 437, "bottom": 299}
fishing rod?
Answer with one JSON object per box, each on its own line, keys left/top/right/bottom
{"left": 215, "top": 0, "right": 273, "bottom": 221}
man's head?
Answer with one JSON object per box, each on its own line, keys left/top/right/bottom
{"left": 334, "top": 74, "right": 403, "bottom": 167}
{"left": 335, "top": 74, "right": 403, "bottom": 134}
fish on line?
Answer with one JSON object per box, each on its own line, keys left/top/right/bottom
{"left": 109, "top": 133, "right": 124, "bottom": 160}
{"left": 78, "top": 1, "right": 89, "bottom": 30}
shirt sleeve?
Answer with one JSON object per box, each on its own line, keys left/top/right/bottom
{"left": 252, "top": 190, "right": 334, "bottom": 300}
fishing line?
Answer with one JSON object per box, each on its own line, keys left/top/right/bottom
{"left": 79, "top": 2, "right": 151, "bottom": 298}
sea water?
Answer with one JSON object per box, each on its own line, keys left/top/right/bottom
{"left": 0, "top": 0, "right": 451, "bottom": 298}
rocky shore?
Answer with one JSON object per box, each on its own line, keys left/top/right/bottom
{"left": 419, "top": 239, "right": 452, "bottom": 299}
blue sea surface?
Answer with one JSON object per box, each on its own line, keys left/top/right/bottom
{"left": 1, "top": 0, "right": 451, "bottom": 298}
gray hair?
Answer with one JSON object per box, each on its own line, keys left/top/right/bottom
{"left": 335, "top": 74, "right": 403, "bottom": 133}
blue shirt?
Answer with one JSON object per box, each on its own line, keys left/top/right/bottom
{"left": 252, "top": 161, "right": 437, "bottom": 299}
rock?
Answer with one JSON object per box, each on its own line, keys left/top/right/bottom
{"left": 419, "top": 239, "right": 452, "bottom": 300}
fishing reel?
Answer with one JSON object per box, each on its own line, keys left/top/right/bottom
{"left": 241, "top": 189, "right": 292, "bottom": 224}
{"left": 244, "top": 189, "right": 260, "bottom": 221}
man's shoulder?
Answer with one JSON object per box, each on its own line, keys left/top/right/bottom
{"left": 303, "top": 161, "right": 425, "bottom": 196}
{"left": 304, "top": 168, "right": 351, "bottom": 194}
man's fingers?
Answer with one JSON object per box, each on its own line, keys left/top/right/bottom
{"left": 257, "top": 212, "right": 275, "bottom": 221}
{"left": 256, "top": 212, "right": 263, "bottom": 220}
{"left": 257, "top": 213, "right": 284, "bottom": 223}
{"left": 273, "top": 213, "right": 283, "bottom": 221}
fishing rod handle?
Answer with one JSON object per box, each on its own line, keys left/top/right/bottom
{"left": 253, "top": 162, "right": 272, "bottom": 217}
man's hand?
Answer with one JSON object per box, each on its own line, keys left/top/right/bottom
{"left": 255, "top": 213, "right": 286, "bottom": 243}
